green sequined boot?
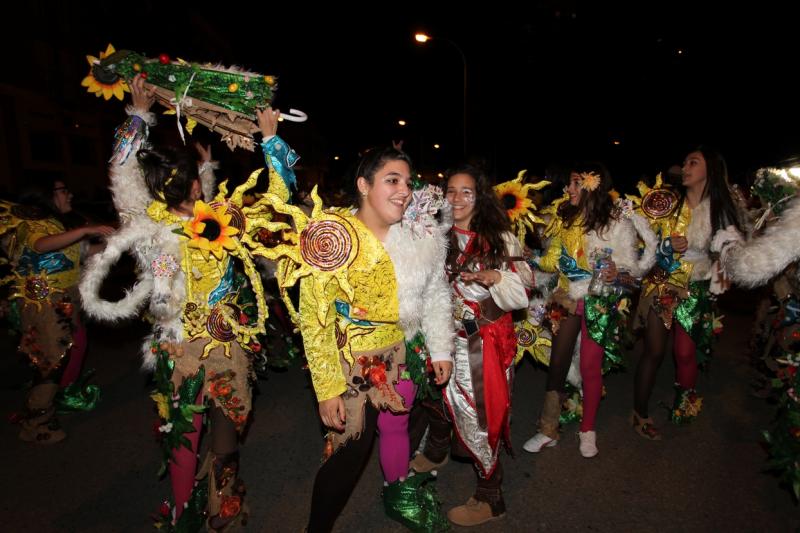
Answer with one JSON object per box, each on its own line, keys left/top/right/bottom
{"left": 383, "top": 472, "right": 450, "bottom": 532}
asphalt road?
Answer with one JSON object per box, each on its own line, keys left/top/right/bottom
{"left": 2, "top": 293, "right": 797, "bottom": 532}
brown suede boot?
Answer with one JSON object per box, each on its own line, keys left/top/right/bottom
{"left": 19, "top": 383, "right": 66, "bottom": 444}
{"left": 409, "top": 452, "right": 449, "bottom": 473}
{"left": 539, "top": 390, "right": 562, "bottom": 439}
{"left": 447, "top": 497, "right": 504, "bottom": 526}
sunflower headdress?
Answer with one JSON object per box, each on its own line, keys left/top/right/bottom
{"left": 81, "top": 44, "right": 304, "bottom": 151}
{"left": 579, "top": 171, "right": 601, "bottom": 192}
{"left": 493, "top": 170, "right": 550, "bottom": 242}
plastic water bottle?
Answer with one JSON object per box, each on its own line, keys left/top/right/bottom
{"left": 588, "top": 248, "right": 613, "bottom": 296}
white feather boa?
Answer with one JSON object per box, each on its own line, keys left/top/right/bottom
{"left": 383, "top": 223, "right": 454, "bottom": 361}
{"left": 722, "top": 195, "right": 800, "bottom": 288}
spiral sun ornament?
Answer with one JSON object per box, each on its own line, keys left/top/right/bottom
{"left": 514, "top": 319, "right": 552, "bottom": 365}
{"left": 247, "top": 186, "right": 358, "bottom": 325}
{"left": 624, "top": 173, "right": 679, "bottom": 235}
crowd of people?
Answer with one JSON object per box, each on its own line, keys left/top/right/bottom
{"left": 3, "top": 68, "right": 799, "bottom": 533}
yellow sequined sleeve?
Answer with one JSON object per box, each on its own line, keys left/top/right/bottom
{"left": 298, "top": 274, "right": 347, "bottom": 402}
{"left": 535, "top": 234, "right": 562, "bottom": 273}
{"left": 266, "top": 167, "right": 291, "bottom": 204}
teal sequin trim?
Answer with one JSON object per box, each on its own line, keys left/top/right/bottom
{"left": 16, "top": 248, "right": 73, "bottom": 276}
{"left": 559, "top": 245, "right": 591, "bottom": 281}
{"left": 335, "top": 300, "right": 377, "bottom": 326}
{"left": 261, "top": 135, "right": 298, "bottom": 191}
{"left": 208, "top": 260, "right": 235, "bottom": 307}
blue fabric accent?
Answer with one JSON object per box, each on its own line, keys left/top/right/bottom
{"left": 208, "top": 260, "right": 235, "bottom": 307}
{"left": 782, "top": 297, "right": 800, "bottom": 326}
{"left": 334, "top": 300, "right": 376, "bottom": 326}
{"left": 16, "top": 248, "right": 73, "bottom": 276}
{"left": 655, "top": 230, "right": 681, "bottom": 273}
{"left": 261, "top": 135, "right": 299, "bottom": 192}
{"left": 558, "top": 245, "right": 592, "bottom": 281}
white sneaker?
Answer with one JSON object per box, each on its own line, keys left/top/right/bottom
{"left": 578, "top": 431, "right": 598, "bottom": 458}
{"left": 522, "top": 432, "right": 557, "bottom": 453}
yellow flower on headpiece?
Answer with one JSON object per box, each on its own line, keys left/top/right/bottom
{"left": 183, "top": 201, "right": 239, "bottom": 260}
{"left": 81, "top": 44, "right": 129, "bottom": 101}
{"left": 579, "top": 171, "right": 601, "bottom": 192}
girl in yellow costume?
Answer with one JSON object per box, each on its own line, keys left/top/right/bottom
{"left": 632, "top": 146, "right": 743, "bottom": 438}
{"left": 523, "top": 163, "right": 657, "bottom": 457}
{"left": 79, "top": 75, "right": 296, "bottom": 531}
{"left": 9, "top": 180, "right": 114, "bottom": 443}
{"left": 260, "top": 147, "right": 453, "bottom": 532}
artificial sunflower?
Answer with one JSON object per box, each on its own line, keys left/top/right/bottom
{"left": 81, "top": 44, "right": 129, "bottom": 101}
{"left": 183, "top": 201, "right": 239, "bottom": 260}
{"left": 579, "top": 171, "right": 601, "bottom": 192}
{"left": 493, "top": 170, "right": 549, "bottom": 242}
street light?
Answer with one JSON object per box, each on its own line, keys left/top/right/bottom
{"left": 414, "top": 32, "right": 467, "bottom": 156}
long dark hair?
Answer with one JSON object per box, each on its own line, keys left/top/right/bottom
{"left": 17, "top": 177, "right": 84, "bottom": 229}
{"left": 558, "top": 162, "right": 614, "bottom": 235}
{"left": 137, "top": 147, "right": 198, "bottom": 209}
{"left": 681, "top": 146, "right": 742, "bottom": 233}
{"left": 347, "top": 146, "right": 413, "bottom": 207}
{"left": 446, "top": 164, "right": 511, "bottom": 269}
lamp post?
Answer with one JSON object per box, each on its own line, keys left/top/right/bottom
{"left": 415, "top": 32, "right": 467, "bottom": 156}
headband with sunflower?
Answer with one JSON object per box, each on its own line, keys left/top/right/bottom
{"left": 579, "top": 171, "right": 601, "bottom": 192}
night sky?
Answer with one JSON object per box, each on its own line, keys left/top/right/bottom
{"left": 4, "top": 2, "right": 799, "bottom": 192}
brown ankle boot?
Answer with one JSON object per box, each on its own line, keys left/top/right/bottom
{"left": 447, "top": 496, "right": 505, "bottom": 527}
{"left": 539, "top": 390, "right": 562, "bottom": 440}
{"left": 19, "top": 383, "right": 66, "bottom": 444}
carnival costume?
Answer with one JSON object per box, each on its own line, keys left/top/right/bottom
{"left": 441, "top": 222, "right": 532, "bottom": 520}
{"left": 255, "top": 185, "right": 453, "bottom": 531}
{"left": 712, "top": 165, "right": 800, "bottom": 500}
{"left": 4, "top": 205, "right": 97, "bottom": 443}
{"left": 629, "top": 176, "right": 725, "bottom": 424}
{"left": 528, "top": 186, "right": 656, "bottom": 451}
{"left": 78, "top": 90, "right": 296, "bottom": 529}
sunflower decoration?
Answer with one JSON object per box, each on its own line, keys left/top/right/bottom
{"left": 514, "top": 318, "right": 552, "bottom": 366}
{"left": 624, "top": 173, "right": 679, "bottom": 236}
{"left": 81, "top": 44, "right": 129, "bottom": 101}
{"left": 145, "top": 169, "right": 291, "bottom": 359}
{"left": 183, "top": 201, "right": 239, "bottom": 260}
{"left": 579, "top": 171, "right": 601, "bottom": 192}
{"left": 244, "top": 186, "right": 359, "bottom": 326}
{"left": 493, "top": 170, "right": 550, "bottom": 242}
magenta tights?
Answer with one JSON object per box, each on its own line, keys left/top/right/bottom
{"left": 59, "top": 324, "right": 86, "bottom": 386}
{"left": 169, "top": 391, "right": 203, "bottom": 519}
{"left": 577, "top": 301, "right": 604, "bottom": 432}
{"left": 377, "top": 376, "right": 416, "bottom": 483}
{"left": 673, "top": 323, "right": 698, "bottom": 389}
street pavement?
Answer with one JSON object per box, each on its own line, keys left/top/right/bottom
{"left": 2, "top": 292, "right": 798, "bottom": 532}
